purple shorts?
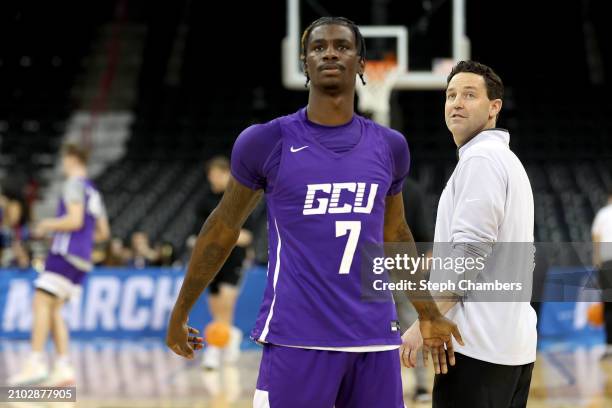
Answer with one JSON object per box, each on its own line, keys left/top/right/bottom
{"left": 254, "top": 344, "right": 404, "bottom": 408}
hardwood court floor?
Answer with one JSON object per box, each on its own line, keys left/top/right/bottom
{"left": 1, "top": 340, "right": 611, "bottom": 407}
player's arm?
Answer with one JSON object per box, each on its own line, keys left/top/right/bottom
{"left": 36, "top": 178, "right": 88, "bottom": 235}
{"left": 384, "top": 192, "right": 458, "bottom": 316}
{"left": 167, "top": 176, "right": 262, "bottom": 358}
{"left": 592, "top": 211, "right": 602, "bottom": 268}
{"left": 36, "top": 202, "right": 85, "bottom": 234}
{"left": 593, "top": 232, "right": 601, "bottom": 268}
{"left": 385, "top": 192, "right": 463, "bottom": 374}
{"left": 95, "top": 216, "right": 111, "bottom": 243}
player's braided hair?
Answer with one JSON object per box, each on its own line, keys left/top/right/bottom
{"left": 300, "top": 17, "right": 366, "bottom": 87}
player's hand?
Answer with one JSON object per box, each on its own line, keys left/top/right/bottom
{"left": 399, "top": 322, "right": 423, "bottom": 368}
{"left": 33, "top": 220, "right": 52, "bottom": 238}
{"left": 166, "top": 319, "right": 204, "bottom": 360}
{"left": 419, "top": 315, "right": 464, "bottom": 375}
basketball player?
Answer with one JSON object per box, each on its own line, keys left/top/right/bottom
{"left": 198, "top": 156, "right": 253, "bottom": 369}
{"left": 167, "top": 17, "right": 462, "bottom": 407}
{"left": 593, "top": 189, "right": 612, "bottom": 358}
{"left": 400, "top": 61, "right": 537, "bottom": 408}
{"left": 8, "top": 144, "right": 110, "bottom": 386}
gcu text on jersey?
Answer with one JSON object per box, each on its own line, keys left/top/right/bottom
{"left": 303, "top": 182, "right": 378, "bottom": 215}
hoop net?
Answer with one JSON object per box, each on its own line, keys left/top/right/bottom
{"left": 356, "top": 58, "right": 399, "bottom": 126}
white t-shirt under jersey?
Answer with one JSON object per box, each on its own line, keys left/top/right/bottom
{"left": 592, "top": 203, "right": 612, "bottom": 262}
{"left": 433, "top": 129, "right": 537, "bottom": 366}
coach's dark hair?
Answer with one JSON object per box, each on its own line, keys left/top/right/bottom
{"left": 300, "top": 17, "right": 366, "bottom": 87}
{"left": 206, "top": 156, "right": 230, "bottom": 173}
{"left": 447, "top": 60, "right": 504, "bottom": 100}
{"left": 63, "top": 143, "right": 89, "bottom": 165}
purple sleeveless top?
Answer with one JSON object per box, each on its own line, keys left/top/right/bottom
{"left": 231, "top": 108, "right": 410, "bottom": 347}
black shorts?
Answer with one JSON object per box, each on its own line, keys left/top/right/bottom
{"left": 433, "top": 352, "right": 534, "bottom": 408}
{"left": 209, "top": 257, "right": 244, "bottom": 295}
{"left": 598, "top": 260, "right": 612, "bottom": 343}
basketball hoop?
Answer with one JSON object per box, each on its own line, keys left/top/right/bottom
{"left": 356, "top": 58, "right": 400, "bottom": 127}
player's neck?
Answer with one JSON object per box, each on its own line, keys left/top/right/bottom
{"left": 306, "top": 91, "right": 354, "bottom": 126}
{"left": 68, "top": 168, "right": 87, "bottom": 178}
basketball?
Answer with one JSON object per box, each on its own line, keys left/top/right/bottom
{"left": 205, "top": 321, "right": 231, "bottom": 347}
{"left": 587, "top": 303, "right": 604, "bottom": 327}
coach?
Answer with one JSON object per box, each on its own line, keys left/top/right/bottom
{"left": 400, "top": 60, "right": 537, "bottom": 408}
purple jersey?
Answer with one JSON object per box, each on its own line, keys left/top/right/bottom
{"left": 49, "top": 177, "right": 105, "bottom": 271}
{"left": 231, "top": 108, "right": 410, "bottom": 347}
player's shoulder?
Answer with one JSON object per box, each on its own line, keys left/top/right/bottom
{"left": 234, "top": 117, "right": 283, "bottom": 151}
{"left": 85, "top": 178, "right": 101, "bottom": 193}
{"left": 600, "top": 204, "right": 612, "bottom": 218}
{"left": 238, "top": 117, "right": 282, "bottom": 139}
{"left": 235, "top": 109, "right": 306, "bottom": 150}
{"left": 360, "top": 116, "right": 408, "bottom": 150}
{"left": 64, "top": 176, "right": 85, "bottom": 188}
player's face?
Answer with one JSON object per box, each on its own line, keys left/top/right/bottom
{"left": 445, "top": 72, "right": 501, "bottom": 146}
{"left": 131, "top": 232, "right": 149, "bottom": 252}
{"left": 4, "top": 200, "right": 22, "bottom": 227}
{"left": 207, "top": 167, "right": 230, "bottom": 193}
{"left": 61, "top": 155, "right": 75, "bottom": 176}
{"left": 303, "top": 24, "right": 364, "bottom": 93}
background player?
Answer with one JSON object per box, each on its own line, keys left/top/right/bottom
{"left": 8, "top": 144, "right": 110, "bottom": 387}
{"left": 167, "top": 17, "right": 462, "bottom": 407}
{"left": 196, "top": 156, "right": 253, "bottom": 369}
{"left": 593, "top": 189, "right": 612, "bottom": 358}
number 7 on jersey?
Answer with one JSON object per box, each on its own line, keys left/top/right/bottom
{"left": 335, "top": 221, "right": 361, "bottom": 274}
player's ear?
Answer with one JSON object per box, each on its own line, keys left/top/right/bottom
{"left": 358, "top": 57, "right": 366, "bottom": 76}
{"left": 301, "top": 55, "right": 310, "bottom": 87}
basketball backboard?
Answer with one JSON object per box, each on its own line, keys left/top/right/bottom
{"left": 281, "top": 0, "right": 471, "bottom": 91}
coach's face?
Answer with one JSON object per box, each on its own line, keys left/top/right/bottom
{"left": 303, "top": 24, "right": 364, "bottom": 93}
{"left": 445, "top": 72, "right": 502, "bottom": 146}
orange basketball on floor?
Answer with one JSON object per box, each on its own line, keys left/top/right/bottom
{"left": 587, "top": 303, "right": 604, "bottom": 326}
{"left": 205, "top": 321, "right": 231, "bottom": 347}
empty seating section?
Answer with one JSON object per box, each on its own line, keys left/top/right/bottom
{"left": 0, "top": 4, "right": 109, "bottom": 178}
{"left": 2, "top": 2, "right": 610, "bottom": 262}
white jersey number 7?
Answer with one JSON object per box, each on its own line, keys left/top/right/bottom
{"left": 335, "top": 221, "right": 361, "bottom": 274}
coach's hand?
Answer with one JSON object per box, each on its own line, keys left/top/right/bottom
{"left": 419, "top": 316, "right": 464, "bottom": 374}
{"left": 400, "top": 322, "right": 423, "bottom": 368}
{"left": 166, "top": 318, "right": 203, "bottom": 359}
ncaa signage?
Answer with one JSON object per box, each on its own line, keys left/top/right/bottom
{"left": 0, "top": 269, "right": 184, "bottom": 338}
